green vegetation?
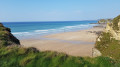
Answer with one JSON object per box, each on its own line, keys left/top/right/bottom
{"left": 95, "top": 32, "right": 120, "bottom": 59}
{"left": 0, "top": 46, "right": 119, "bottom": 67}
{"left": 112, "top": 15, "right": 120, "bottom": 30}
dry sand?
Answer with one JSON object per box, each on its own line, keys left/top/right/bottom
{"left": 21, "top": 26, "right": 104, "bottom": 57}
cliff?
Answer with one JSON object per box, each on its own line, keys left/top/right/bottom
{"left": 98, "top": 19, "right": 112, "bottom": 24}
{"left": 95, "top": 15, "right": 120, "bottom": 59}
{"left": 105, "top": 22, "right": 120, "bottom": 40}
{"left": 0, "top": 23, "right": 20, "bottom": 47}
{"left": 105, "top": 15, "right": 120, "bottom": 40}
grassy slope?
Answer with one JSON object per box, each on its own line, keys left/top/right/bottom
{"left": 0, "top": 47, "right": 119, "bottom": 67}
{"left": 95, "top": 32, "right": 120, "bottom": 59}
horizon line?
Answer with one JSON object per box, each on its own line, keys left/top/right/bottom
{"left": 1, "top": 20, "right": 99, "bottom": 23}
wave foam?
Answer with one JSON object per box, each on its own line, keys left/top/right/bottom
{"left": 12, "top": 24, "right": 95, "bottom": 36}
{"left": 12, "top": 32, "right": 29, "bottom": 35}
{"left": 35, "top": 30, "right": 49, "bottom": 32}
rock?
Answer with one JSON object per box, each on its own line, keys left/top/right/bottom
{"left": 0, "top": 23, "right": 4, "bottom": 27}
{"left": 98, "top": 19, "right": 112, "bottom": 24}
{"left": 92, "top": 48, "right": 102, "bottom": 57}
{"left": 0, "top": 23, "right": 20, "bottom": 47}
{"left": 105, "top": 20, "right": 120, "bottom": 40}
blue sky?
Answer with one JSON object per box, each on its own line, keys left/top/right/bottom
{"left": 0, "top": 0, "right": 120, "bottom": 22}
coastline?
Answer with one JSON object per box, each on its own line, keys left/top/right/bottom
{"left": 20, "top": 24, "right": 104, "bottom": 57}
{"left": 3, "top": 21, "right": 97, "bottom": 39}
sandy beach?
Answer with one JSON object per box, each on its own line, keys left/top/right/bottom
{"left": 21, "top": 26, "right": 104, "bottom": 57}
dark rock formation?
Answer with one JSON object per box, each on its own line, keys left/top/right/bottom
{"left": 0, "top": 23, "right": 20, "bottom": 47}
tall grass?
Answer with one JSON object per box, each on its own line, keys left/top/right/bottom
{"left": 0, "top": 46, "right": 119, "bottom": 67}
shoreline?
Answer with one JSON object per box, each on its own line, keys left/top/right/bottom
{"left": 20, "top": 24, "right": 104, "bottom": 57}
{"left": 12, "top": 23, "right": 97, "bottom": 40}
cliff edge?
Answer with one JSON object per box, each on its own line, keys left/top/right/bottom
{"left": 0, "top": 23, "right": 20, "bottom": 47}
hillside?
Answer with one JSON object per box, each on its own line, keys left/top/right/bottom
{"left": 95, "top": 15, "right": 120, "bottom": 59}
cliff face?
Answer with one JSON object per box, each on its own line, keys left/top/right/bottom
{"left": 95, "top": 15, "right": 120, "bottom": 59}
{"left": 105, "top": 17, "right": 120, "bottom": 40}
{"left": 105, "top": 23, "right": 119, "bottom": 39}
{"left": 0, "top": 23, "right": 20, "bottom": 47}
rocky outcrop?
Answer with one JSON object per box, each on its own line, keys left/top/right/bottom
{"left": 95, "top": 15, "right": 120, "bottom": 59}
{"left": 92, "top": 48, "right": 101, "bottom": 57}
{"left": 98, "top": 19, "right": 112, "bottom": 24}
{"left": 105, "top": 19, "right": 120, "bottom": 40}
{"left": 0, "top": 23, "right": 20, "bottom": 47}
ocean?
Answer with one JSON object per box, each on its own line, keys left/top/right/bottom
{"left": 2, "top": 21, "right": 97, "bottom": 39}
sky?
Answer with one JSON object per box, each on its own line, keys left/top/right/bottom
{"left": 0, "top": 0, "right": 120, "bottom": 22}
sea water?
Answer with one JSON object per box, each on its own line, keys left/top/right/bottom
{"left": 2, "top": 21, "right": 97, "bottom": 39}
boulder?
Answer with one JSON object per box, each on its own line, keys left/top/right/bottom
{"left": 92, "top": 48, "right": 102, "bottom": 57}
